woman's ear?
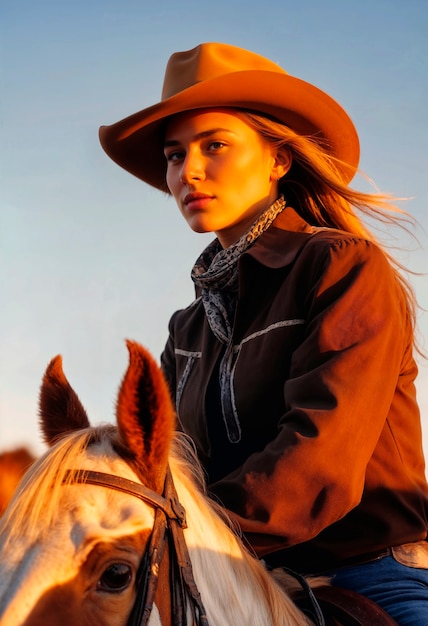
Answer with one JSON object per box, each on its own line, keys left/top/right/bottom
{"left": 272, "top": 146, "right": 292, "bottom": 181}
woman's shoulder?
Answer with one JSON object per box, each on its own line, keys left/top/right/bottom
{"left": 263, "top": 207, "right": 388, "bottom": 270}
{"left": 293, "top": 228, "right": 404, "bottom": 305}
{"left": 305, "top": 227, "right": 387, "bottom": 260}
{"left": 274, "top": 206, "right": 379, "bottom": 250}
{"left": 300, "top": 227, "right": 393, "bottom": 276}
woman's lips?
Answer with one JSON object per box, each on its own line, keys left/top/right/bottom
{"left": 184, "top": 192, "right": 213, "bottom": 210}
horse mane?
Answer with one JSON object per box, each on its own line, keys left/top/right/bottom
{"left": 168, "top": 434, "right": 313, "bottom": 625}
{"left": 0, "top": 425, "right": 118, "bottom": 545}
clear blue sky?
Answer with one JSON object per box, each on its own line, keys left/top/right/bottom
{"left": 1, "top": 0, "right": 428, "bottom": 461}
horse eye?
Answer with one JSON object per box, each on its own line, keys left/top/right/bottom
{"left": 98, "top": 563, "right": 133, "bottom": 592}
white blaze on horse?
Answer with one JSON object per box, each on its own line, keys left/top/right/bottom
{"left": 0, "top": 341, "right": 397, "bottom": 626}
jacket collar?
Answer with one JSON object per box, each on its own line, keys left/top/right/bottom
{"left": 244, "top": 206, "right": 318, "bottom": 269}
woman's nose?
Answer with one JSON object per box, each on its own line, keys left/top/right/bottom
{"left": 179, "top": 151, "right": 206, "bottom": 184}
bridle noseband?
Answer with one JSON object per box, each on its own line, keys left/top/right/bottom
{"left": 63, "top": 468, "right": 209, "bottom": 626}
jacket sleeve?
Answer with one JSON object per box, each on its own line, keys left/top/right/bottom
{"left": 209, "top": 236, "right": 413, "bottom": 553}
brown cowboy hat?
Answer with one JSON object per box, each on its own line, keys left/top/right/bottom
{"left": 99, "top": 42, "right": 360, "bottom": 191}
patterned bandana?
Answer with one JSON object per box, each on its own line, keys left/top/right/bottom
{"left": 190, "top": 196, "right": 286, "bottom": 443}
{"left": 191, "top": 196, "right": 286, "bottom": 343}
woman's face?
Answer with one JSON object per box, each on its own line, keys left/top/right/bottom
{"left": 164, "top": 109, "right": 289, "bottom": 248}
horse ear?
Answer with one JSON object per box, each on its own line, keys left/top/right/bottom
{"left": 116, "top": 340, "right": 175, "bottom": 493}
{"left": 39, "top": 355, "right": 91, "bottom": 446}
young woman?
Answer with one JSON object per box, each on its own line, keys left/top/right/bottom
{"left": 99, "top": 42, "right": 428, "bottom": 624}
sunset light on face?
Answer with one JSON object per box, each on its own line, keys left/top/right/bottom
{"left": 165, "top": 109, "right": 287, "bottom": 247}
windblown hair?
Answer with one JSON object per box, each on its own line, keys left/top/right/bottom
{"left": 236, "top": 110, "right": 421, "bottom": 349}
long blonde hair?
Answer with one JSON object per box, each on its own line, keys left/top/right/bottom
{"left": 236, "top": 109, "right": 421, "bottom": 348}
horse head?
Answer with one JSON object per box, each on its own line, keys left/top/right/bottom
{"left": 0, "top": 340, "right": 177, "bottom": 626}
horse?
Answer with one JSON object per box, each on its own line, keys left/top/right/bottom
{"left": 0, "top": 446, "right": 36, "bottom": 516}
{"left": 0, "top": 341, "right": 397, "bottom": 626}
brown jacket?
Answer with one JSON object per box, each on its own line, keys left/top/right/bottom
{"left": 161, "top": 207, "right": 428, "bottom": 574}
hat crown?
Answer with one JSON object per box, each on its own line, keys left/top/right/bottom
{"left": 161, "top": 42, "right": 288, "bottom": 100}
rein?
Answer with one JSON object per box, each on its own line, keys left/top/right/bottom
{"left": 63, "top": 468, "right": 209, "bottom": 626}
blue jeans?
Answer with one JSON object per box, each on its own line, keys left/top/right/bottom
{"left": 328, "top": 555, "right": 428, "bottom": 625}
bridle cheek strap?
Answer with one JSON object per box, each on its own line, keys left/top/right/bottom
{"left": 125, "top": 469, "right": 210, "bottom": 626}
{"left": 163, "top": 470, "right": 209, "bottom": 626}
{"left": 127, "top": 507, "right": 168, "bottom": 626}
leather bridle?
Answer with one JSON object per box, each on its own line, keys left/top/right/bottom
{"left": 63, "top": 468, "right": 209, "bottom": 626}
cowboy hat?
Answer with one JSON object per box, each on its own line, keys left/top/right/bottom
{"left": 99, "top": 42, "right": 360, "bottom": 191}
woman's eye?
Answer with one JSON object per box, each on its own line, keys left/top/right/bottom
{"left": 97, "top": 563, "right": 133, "bottom": 592}
{"left": 208, "top": 141, "right": 225, "bottom": 151}
{"left": 165, "top": 151, "right": 183, "bottom": 162}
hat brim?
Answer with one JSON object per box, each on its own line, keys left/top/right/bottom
{"left": 99, "top": 70, "right": 360, "bottom": 191}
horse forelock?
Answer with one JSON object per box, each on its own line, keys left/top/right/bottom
{"left": 0, "top": 424, "right": 118, "bottom": 545}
